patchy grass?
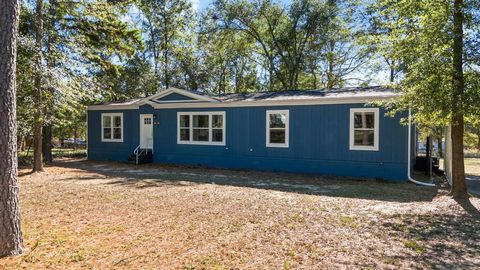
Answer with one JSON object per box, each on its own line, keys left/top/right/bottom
{"left": 0, "top": 159, "right": 479, "bottom": 269}
{"left": 465, "top": 158, "right": 480, "bottom": 176}
{"left": 18, "top": 148, "right": 86, "bottom": 159}
{"left": 403, "top": 240, "right": 426, "bottom": 254}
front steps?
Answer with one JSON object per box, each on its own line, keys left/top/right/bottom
{"left": 128, "top": 149, "right": 153, "bottom": 164}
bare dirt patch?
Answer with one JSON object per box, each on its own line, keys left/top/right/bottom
{"left": 1, "top": 159, "right": 479, "bottom": 269}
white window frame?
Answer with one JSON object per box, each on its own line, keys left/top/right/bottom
{"left": 177, "top": 111, "right": 226, "bottom": 146}
{"left": 101, "top": 113, "right": 124, "bottom": 142}
{"left": 266, "top": 110, "right": 289, "bottom": 148}
{"left": 349, "top": 108, "right": 379, "bottom": 151}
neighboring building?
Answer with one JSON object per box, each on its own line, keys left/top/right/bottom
{"left": 87, "top": 87, "right": 413, "bottom": 181}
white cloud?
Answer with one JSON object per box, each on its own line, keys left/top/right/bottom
{"left": 190, "top": 0, "right": 199, "bottom": 12}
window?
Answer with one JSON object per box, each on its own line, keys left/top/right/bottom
{"left": 102, "top": 113, "right": 123, "bottom": 142}
{"left": 177, "top": 112, "right": 225, "bottom": 145}
{"left": 266, "top": 110, "right": 289, "bottom": 148}
{"left": 349, "top": 108, "right": 379, "bottom": 151}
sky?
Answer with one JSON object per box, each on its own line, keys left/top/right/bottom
{"left": 193, "top": 0, "right": 292, "bottom": 12}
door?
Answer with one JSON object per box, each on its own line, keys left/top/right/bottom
{"left": 140, "top": 114, "right": 153, "bottom": 149}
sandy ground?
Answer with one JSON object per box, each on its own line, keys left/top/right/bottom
{"left": 0, "top": 159, "right": 479, "bottom": 269}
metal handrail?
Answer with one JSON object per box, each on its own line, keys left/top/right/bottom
{"left": 134, "top": 144, "right": 152, "bottom": 164}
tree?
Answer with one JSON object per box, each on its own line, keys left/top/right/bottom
{"left": 449, "top": 0, "right": 467, "bottom": 197}
{"left": 138, "top": 0, "right": 194, "bottom": 89}
{"left": 32, "top": 0, "right": 44, "bottom": 172}
{"left": 0, "top": 0, "right": 24, "bottom": 256}
{"left": 371, "top": 0, "right": 480, "bottom": 198}
{"left": 17, "top": 0, "right": 141, "bottom": 167}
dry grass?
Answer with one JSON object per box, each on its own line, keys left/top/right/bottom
{"left": 0, "top": 159, "right": 479, "bottom": 269}
{"left": 465, "top": 158, "right": 480, "bottom": 176}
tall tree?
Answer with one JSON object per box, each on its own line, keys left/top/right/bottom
{"left": 210, "top": 0, "right": 329, "bottom": 90}
{"left": 32, "top": 0, "right": 44, "bottom": 172}
{"left": 138, "top": 0, "right": 194, "bottom": 89}
{"left": 371, "top": 0, "right": 480, "bottom": 198}
{"left": 0, "top": 0, "right": 24, "bottom": 256}
{"left": 449, "top": 0, "right": 467, "bottom": 197}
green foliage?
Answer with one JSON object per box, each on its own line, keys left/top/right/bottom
{"left": 366, "top": 0, "right": 480, "bottom": 127}
{"left": 17, "top": 0, "right": 142, "bottom": 143}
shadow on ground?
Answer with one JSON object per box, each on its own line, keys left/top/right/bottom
{"left": 379, "top": 207, "right": 480, "bottom": 268}
{"left": 48, "top": 159, "right": 442, "bottom": 203}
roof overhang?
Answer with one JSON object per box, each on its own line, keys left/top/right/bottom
{"left": 150, "top": 95, "right": 395, "bottom": 109}
{"left": 86, "top": 90, "right": 397, "bottom": 111}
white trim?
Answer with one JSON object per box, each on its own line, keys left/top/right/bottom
{"left": 136, "top": 87, "right": 218, "bottom": 105}
{"left": 101, "top": 113, "right": 124, "bottom": 142}
{"left": 177, "top": 111, "right": 226, "bottom": 146}
{"left": 87, "top": 105, "right": 139, "bottom": 111}
{"left": 87, "top": 95, "right": 395, "bottom": 111}
{"left": 152, "top": 96, "right": 394, "bottom": 109}
{"left": 153, "top": 99, "right": 208, "bottom": 103}
{"left": 139, "top": 114, "right": 154, "bottom": 150}
{"left": 266, "top": 110, "right": 289, "bottom": 148}
{"left": 349, "top": 108, "right": 379, "bottom": 151}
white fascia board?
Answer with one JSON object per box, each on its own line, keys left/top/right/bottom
{"left": 136, "top": 88, "right": 218, "bottom": 105}
{"left": 152, "top": 96, "right": 394, "bottom": 109}
{"left": 87, "top": 105, "right": 139, "bottom": 111}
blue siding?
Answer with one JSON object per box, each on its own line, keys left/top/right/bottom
{"left": 88, "top": 103, "right": 409, "bottom": 181}
{"left": 155, "top": 93, "right": 196, "bottom": 102}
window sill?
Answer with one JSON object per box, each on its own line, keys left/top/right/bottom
{"left": 266, "top": 143, "right": 289, "bottom": 148}
{"left": 102, "top": 139, "right": 124, "bottom": 143}
{"left": 177, "top": 141, "right": 226, "bottom": 146}
{"left": 349, "top": 146, "right": 379, "bottom": 151}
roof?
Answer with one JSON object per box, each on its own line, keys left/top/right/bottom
{"left": 93, "top": 98, "right": 143, "bottom": 106}
{"left": 215, "top": 86, "right": 395, "bottom": 102}
{"left": 87, "top": 86, "right": 396, "bottom": 110}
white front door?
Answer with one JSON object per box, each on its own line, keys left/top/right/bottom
{"left": 140, "top": 114, "right": 153, "bottom": 149}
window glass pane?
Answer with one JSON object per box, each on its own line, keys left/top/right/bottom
{"left": 212, "top": 115, "right": 223, "bottom": 128}
{"left": 113, "top": 116, "right": 122, "bottom": 128}
{"left": 354, "top": 130, "right": 374, "bottom": 146}
{"left": 144, "top": 118, "right": 151, "bottom": 125}
{"left": 193, "top": 115, "right": 209, "bottom": 128}
{"left": 180, "top": 128, "right": 190, "bottom": 141}
{"left": 269, "top": 113, "right": 286, "bottom": 128}
{"left": 103, "top": 116, "right": 111, "bottom": 128}
{"left": 193, "top": 129, "right": 209, "bottom": 141}
{"left": 113, "top": 128, "right": 122, "bottom": 139}
{"left": 269, "top": 130, "right": 286, "bottom": 144}
{"left": 212, "top": 129, "right": 223, "bottom": 142}
{"left": 354, "top": 112, "right": 374, "bottom": 129}
{"left": 103, "top": 128, "right": 111, "bottom": 139}
{"left": 180, "top": 115, "right": 189, "bottom": 128}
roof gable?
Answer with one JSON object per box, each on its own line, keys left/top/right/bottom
{"left": 136, "top": 88, "right": 217, "bottom": 106}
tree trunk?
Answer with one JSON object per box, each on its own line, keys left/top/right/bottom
{"left": 390, "top": 61, "right": 395, "bottom": 83}
{"left": 42, "top": 125, "right": 52, "bottom": 163}
{"left": 0, "top": 0, "right": 24, "bottom": 256}
{"left": 449, "top": 0, "right": 468, "bottom": 198}
{"left": 33, "top": 0, "right": 44, "bottom": 172}
{"left": 437, "top": 136, "right": 443, "bottom": 159}
{"left": 163, "top": 17, "right": 169, "bottom": 89}
{"left": 73, "top": 129, "right": 77, "bottom": 151}
{"left": 42, "top": 0, "right": 57, "bottom": 164}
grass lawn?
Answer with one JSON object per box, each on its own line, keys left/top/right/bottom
{"left": 18, "top": 148, "right": 87, "bottom": 158}
{"left": 0, "top": 159, "right": 479, "bottom": 269}
{"left": 465, "top": 158, "right": 480, "bottom": 176}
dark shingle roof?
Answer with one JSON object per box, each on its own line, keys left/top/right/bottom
{"left": 91, "top": 86, "right": 396, "bottom": 107}
{"left": 214, "top": 86, "right": 395, "bottom": 102}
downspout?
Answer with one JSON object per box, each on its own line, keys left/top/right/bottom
{"left": 407, "top": 109, "right": 436, "bottom": 186}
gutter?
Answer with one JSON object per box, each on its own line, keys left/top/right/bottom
{"left": 407, "top": 109, "right": 436, "bottom": 187}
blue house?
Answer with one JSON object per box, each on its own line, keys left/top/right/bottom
{"left": 87, "top": 87, "right": 414, "bottom": 181}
